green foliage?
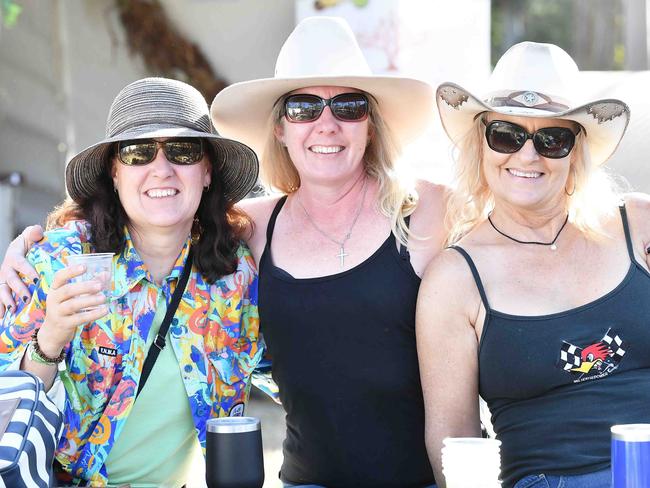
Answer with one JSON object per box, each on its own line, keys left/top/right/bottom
{"left": 492, "top": 0, "right": 627, "bottom": 70}
{"left": 1, "top": 0, "right": 22, "bottom": 28}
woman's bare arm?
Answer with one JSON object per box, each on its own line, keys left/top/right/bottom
{"left": 416, "top": 248, "right": 483, "bottom": 487}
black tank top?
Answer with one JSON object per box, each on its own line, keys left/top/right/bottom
{"left": 452, "top": 205, "right": 650, "bottom": 488}
{"left": 259, "top": 196, "right": 435, "bottom": 488}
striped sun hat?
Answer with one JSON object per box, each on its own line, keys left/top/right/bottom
{"left": 65, "top": 77, "right": 259, "bottom": 204}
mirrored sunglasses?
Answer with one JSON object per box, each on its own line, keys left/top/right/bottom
{"left": 117, "top": 138, "right": 204, "bottom": 166}
{"left": 283, "top": 93, "right": 369, "bottom": 123}
{"left": 483, "top": 119, "right": 579, "bottom": 159}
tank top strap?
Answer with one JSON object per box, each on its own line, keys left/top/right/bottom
{"left": 265, "top": 195, "right": 288, "bottom": 245}
{"left": 448, "top": 245, "right": 490, "bottom": 309}
{"left": 398, "top": 215, "right": 412, "bottom": 259}
{"left": 618, "top": 203, "right": 635, "bottom": 262}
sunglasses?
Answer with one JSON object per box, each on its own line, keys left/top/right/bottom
{"left": 117, "top": 138, "right": 204, "bottom": 166}
{"left": 282, "top": 93, "right": 369, "bottom": 123}
{"left": 483, "top": 119, "right": 579, "bottom": 159}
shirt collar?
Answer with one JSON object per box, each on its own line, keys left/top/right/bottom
{"left": 112, "top": 227, "right": 192, "bottom": 298}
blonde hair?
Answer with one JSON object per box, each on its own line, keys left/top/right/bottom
{"left": 445, "top": 116, "right": 622, "bottom": 245}
{"left": 261, "top": 91, "right": 418, "bottom": 245}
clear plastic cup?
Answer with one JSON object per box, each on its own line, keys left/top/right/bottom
{"left": 67, "top": 253, "right": 114, "bottom": 309}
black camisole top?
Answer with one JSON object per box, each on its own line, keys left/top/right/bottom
{"left": 259, "top": 196, "right": 435, "bottom": 488}
{"left": 452, "top": 205, "right": 650, "bottom": 488}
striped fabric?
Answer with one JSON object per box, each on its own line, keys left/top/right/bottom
{"left": 0, "top": 371, "right": 63, "bottom": 488}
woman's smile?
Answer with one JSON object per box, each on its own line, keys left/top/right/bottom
{"left": 308, "top": 144, "right": 345, "bottom": 154}
{"left": 505, "top": 168, "right": 544, "bottom": 179}
{"left": 144, "top": 187, "right": 179, "bottom": 198}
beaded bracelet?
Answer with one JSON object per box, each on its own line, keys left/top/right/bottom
{"left": 29, "top": 328, "right": 66, "bottom": 364}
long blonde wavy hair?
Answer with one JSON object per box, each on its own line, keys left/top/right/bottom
{"left": 261, "top": 90, "right": 418, "bottom": 246}
{"left": 445, "top": 115, "right": 623, "bottom": 246}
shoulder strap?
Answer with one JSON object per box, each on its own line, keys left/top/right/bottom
{"left": 265, "top": 196, "right": 288, "bottom": 245}
{"left": 136, "top": 246, "right": 194, "bottom": 397}
{"left": 618, "top": 203, "right": 635, "bottom": 261}
{"left": 448, "top": 245, "right": 490, "bottom": 309}
{"left": 398, "top": 215, "right": 411, "bottom": 259}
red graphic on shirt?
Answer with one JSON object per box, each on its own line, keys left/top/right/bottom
{"left": 557, "top": 328, "right": 626, "bottom": 382}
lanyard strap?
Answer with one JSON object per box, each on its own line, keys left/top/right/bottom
{"left": 136, "top": 246, "right": 194, "bottom": 397}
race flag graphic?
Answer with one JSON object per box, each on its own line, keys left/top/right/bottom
{"left": 558, "top": 328, "right": 626, "bottom": 379}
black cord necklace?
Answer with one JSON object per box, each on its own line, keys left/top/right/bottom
{"left": 487, "top": 213, "right": 569, "bottom": 251}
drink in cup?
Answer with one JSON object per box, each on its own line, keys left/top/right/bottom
{"left": 611, "top": 423, "right": 650, "bottom": 488}
{"left": 205, "top": 417, "right": 264, "bottom": 488}
{"left": 67, "top": 253, "right": 114, "bottom": 310}
{"left": 442, "top": 437, "right": 502, "bottom": 487}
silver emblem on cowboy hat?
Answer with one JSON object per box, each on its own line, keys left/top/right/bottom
{"left": 210, "top": 16, "right": 435, "bottom": 161}
{"left": 65, "top": 77, "right": 259, "bottom": 204}
{"left": 436, "top": 41, "right": 630, "bottom": 166}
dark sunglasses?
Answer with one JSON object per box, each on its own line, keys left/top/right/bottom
{"left": 282, "top": 93, "right": 369, "bottom": 123}
{"left": 483, "top": 119, "right": 579, "bottom": 159}
{"left": 117, "top": 138, "right": 204, "bottom": 166}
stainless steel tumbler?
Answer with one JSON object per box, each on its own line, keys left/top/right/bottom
{"left": 205, "top": 417, "right": 264, "bottom": 488}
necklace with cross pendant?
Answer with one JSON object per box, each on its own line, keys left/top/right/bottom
{"left": 336, "top": 247, "right": 349, "bottom": 267}
{"left": 296, "top": 177, "right": 369, "bottom": 268}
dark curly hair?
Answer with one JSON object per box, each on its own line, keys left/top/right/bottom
{"left": 47, "top": 141, "right": 251, "bottom": 283}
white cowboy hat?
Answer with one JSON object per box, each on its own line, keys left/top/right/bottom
{"left": 210, "top": 16, "right": 434, "bottom": 161}
{"left": 436, "top": 41, "right": 630, "bottom": 166}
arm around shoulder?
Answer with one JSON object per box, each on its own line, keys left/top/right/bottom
{"left": 409, "top": 180, "right": 452, "bottom": 252}
{"left": 236, "top": 194, "right": 284, "bottom": 265}
{"left": 415, "top": 247, "right": 482, "bottom": 486}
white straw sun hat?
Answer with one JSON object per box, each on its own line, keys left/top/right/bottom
{"left": 210, "top": 16, "right": 435, "bottom": 161}
{"left": 436, "top": 41, "right": 630, "bottom": 166}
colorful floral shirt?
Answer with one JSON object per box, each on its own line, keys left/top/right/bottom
{"left": 0, "top": 220, "right": 262, "bottom": 485}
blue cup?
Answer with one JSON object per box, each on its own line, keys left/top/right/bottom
{"left": 611, "top": 424, "right": 650, "bottom": 488}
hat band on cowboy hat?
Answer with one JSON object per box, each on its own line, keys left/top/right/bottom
{"left": 436, "top": 41, "right": 630, "bottom": 167}
{"left": 65, "top": 77, "right": 259, "bottom": 205}
{"left": 486, "top": 89, "right": 571, "bottom": 113}
{"left": 210, "top": 16, "right": 435, "bottom": 163}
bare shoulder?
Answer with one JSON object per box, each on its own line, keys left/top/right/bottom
{"left": 622, "top": 192, "right": 650, "bottom": 221}
{"left": 418, "top": 245, "right": 479, "bottom": 323}
{"left": 409, "top": 179, "right": 451, "bottom": 249}
{"left": 622, "top": 192, "right": 650, "bottom": 246}
{"left": 413, "top": 179, "right": 450, "bottom": 222}
{"left": 237, "top": 194, "right": 285, "bottom": 225}
{"left": 236, "top": 194, "right": 285, "bottom": 265}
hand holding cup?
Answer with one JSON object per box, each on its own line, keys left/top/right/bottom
{"left": 37, "top": 256, "right": 112, "bottom": 358}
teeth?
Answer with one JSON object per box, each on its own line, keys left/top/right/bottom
{"left": 508, "top": 168, "right": 541, "bottom": 178}
{"left": 310, "top": 145, "right": 344, "bottom": 154}
{"left": 146, "top": 188, "right": 178, "bottom": 198}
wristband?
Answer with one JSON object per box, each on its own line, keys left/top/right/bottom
{"left": 29, "top": 328, "right": 66, "bottom": 364}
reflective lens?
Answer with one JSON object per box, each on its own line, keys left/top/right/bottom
{"left": 284, "top": 93, "right": 369, "bottom": 123}
{"left": 118, "top": 138, "right": 204, "bottom": 166}
{"left": 484, "top": 120, "right": 577, "bottom": 159}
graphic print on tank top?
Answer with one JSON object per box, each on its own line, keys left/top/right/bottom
{"left": 557, "top": 327, "right": 627, "bottom": 383}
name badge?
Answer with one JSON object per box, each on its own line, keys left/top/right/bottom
{"left": 98, "top": 346, "right": 118, "bottom": 357}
